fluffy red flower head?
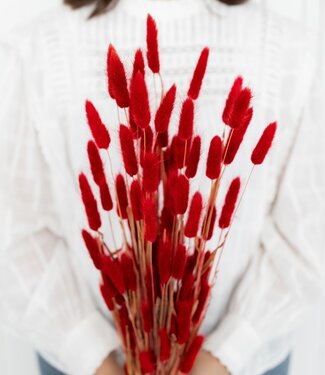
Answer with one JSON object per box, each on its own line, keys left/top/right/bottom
{"left": 82, "top": 229, "right": 102, "bottom": 269}
{"left": 142, "top": 152, "right": 160, "bottom": 193}
{"left": 159, "top": 328, "right": 171, "bottom": 362}
{"left": 85, "top": 100, "right": 111, "bottom": 149}
{"left": 107, "top": 44, "right": 130, "bottom": 108}
{"left": 184, "top": 192, "right": 203, "bottom": 238}
{"left": 179, "top": 336, "right": 205, "bottom": 373}
{"left": 206, "top": 135, "right": 222, "bottom": 180}
{"left": 120, "top": 252, "right": 137, "bottom": 292}
{"left": 79, "top": 173, "right": 101, "bottom": 231}
{"left": 130, "top": 71, "right": 151, "bottom": 130}
{"left": 119, "top": 124, "right": 138, "bottom": 177}
{"left": 222, "top": 76, "right": 243, "bottom": 125}
{"left": 251, "top": 122, "right": 277, "bottom": 165}
{"left": 185, "top": 135, "right": 201, "bottom": 179}
{"left": 101, "top": 255, "right": 126, "bottom": 295}
{"left": 155, "top": 84, "right": 177, "bottom": 133}
{"left": 171, "top": 135, "right": 190, "bottom": 169}
{"left": 188, "top": 47, "right": 210, "bottom": 100}
{"left": 143, "top": 197, "right": 158, "bottom": 243}
{"left": 171, "top": 244, "right": 187, "bottom": 280}
{"left": 176, "top": 300, "right": 193, "bottom": 344}
{"left": 178, "top": 98, "right": 194, "bottom": 141}
{"left": 146, "top": 14, "right": 160, "bottom": 74}
{"left": 99, "top": 181, "right": 113, "bottom": 211}
{"left": 202, "top": 205, "right": 217, "bottom": 241}
{"left": 223, "top": 107, "right": 253, "bottom": 164}
{"left": 223, "top": 76, "right": 252, "bottom": 129}
{"left": 87, "top": 140, "right": 105, "bottom": 186}
{"left": 132, "top": 48, "right": 145, "bottom": 78}
{"left": 158, "top": 240, "right": 173, "bottom": 285}
{"left": 219, "top": 177, "right": 241, "bottom": 229}
{"left": 130, "top": 179, "right": 143, "bottom": 221}
{"left": 115, "top": 174, "right": 129, "bottom": 219}
{"left": 140, "top": 350, "right": 156, "bottom": 374}
{"left": 174, "top": 174, "right": 190, "bottom": 215}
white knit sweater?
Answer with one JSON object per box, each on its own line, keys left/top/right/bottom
{"left": 0, "top": 0, "right": 324, "bottom": 374}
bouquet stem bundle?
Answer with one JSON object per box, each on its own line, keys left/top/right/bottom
{"left": 79, "top": 15, "right": 276, "bottom": 375}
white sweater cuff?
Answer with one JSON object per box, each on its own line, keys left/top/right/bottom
{"left": 59, "top": 311, "right": 120, "bottom": 375}
{"left": 203, "top": 314, "right": 262, "bottom": 375}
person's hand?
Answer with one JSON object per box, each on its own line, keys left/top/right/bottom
{"left": 189, "top": 350, "right": 230, "bottom": 375}
{"left": 94, "top": 351, "right": 124, "bottom": 375}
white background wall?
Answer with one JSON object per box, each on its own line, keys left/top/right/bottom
{"left": 0, "top": 0, "right": 324, "bottom": 374}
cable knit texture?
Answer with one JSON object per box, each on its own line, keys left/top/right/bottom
{"left": 0, "top": 0, "right": 324, "bottom": 374}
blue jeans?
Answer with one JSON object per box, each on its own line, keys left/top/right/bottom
{"left": 37, "top": 355, "right": 290, "bottom": 375}
{"left": 263, "top": 357, "right": 290, "bottom": 375}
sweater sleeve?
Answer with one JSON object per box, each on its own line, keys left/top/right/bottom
{"left": 203, "top": 36, "right": 325, "bottom": 374}
{"left": 0, "top": 44, "right": 120, "bottom": 375}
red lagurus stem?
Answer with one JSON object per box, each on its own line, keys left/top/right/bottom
{"left": 222, "top": 76, "right": 243, "bottom": 126}
{"left": 146, "top": 14, "right": 160, "bottom": 74}
{"left": 251, "top": 122, "right": 277, "bottom": 165}
{"left": 174, "top": 174, "right": 190, "bottom": 215}
{"left": 141, "top": 301, "right": 153, "bottom": 333}
{"left": 176, "top": 300, "right": 193, "bottom": 344}
{"left": 171, "top": 244, "right": 187, "bottom": 280}
{"left": 158, "top": 240, "right": 172, "bottom": 285}
{"left": 219, "top": 177, "right": 241, "bottom": 229}
{"left": 130, "top": 71, "right": 151, "bottom": 130}
{"left": 87, "top": 140, "right": 105, "bottom": 186}
{"left": 140, "top": 350, "right": 156, "bottom": 374}
{"left": 79, "top": 173, "right": 102, "bottom": 231}
{"left": 115, "top": 174, "right": 129, "bottom": 219}
{"left": 202, "top": 205, "right": 217, "bottom": 241}
{"left": 102, "top": 255, "right": 126, "bottom": 294}
{"left": 132, "top": 48, "right": 145, "bottom": 78}
{"left": 179, "top": 336, "right": 205, "bottom": 374}
{"left": 224, "top": 107, "right": 253, "bottom": 164}
{"left": 206, "top": 135, "right": 222, "bottom": 180}
{"left": 85, "top": 100, "right": 111, "bottom": 149}
{"left": 130, "top": 179, "right": 143, "bottom": 220}
{"left": 119, "top": 124, "right": 138, "bottom": 177}
{"left": 142, "top": 152, "right": 160, "bottom": 193}
{"left": 143, "top": 197, "right": 158, "bottom": 243}
{"left": 107, "top": 44, "right": 129, "bottom": 108}
{"left": 155, "top": 84, "right": 177, "bottom": 133}
{"left": 178, "top": 98, "right": 194, "bottom": 141}
{"left": 99, "top": 181, "right": 113, "bottom": 211}
{"left": 185, "top": 135, "right": 201, "bottom": 179}
{"left": 188, "top": 47, "right": 210, "bottom": 100}
{"left": 82, "top": 229, "right": 102, "bottom": 269}
{"left": 120, "top": 253, "right": 137, "bottom": 292}
{"left": 184, "top": 192, "right": 203, "bottom": 238}
{"left": 159, "top": 328, "right": 171, "bottom": 362}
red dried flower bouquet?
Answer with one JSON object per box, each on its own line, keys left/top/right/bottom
{"left": 79, "top": 15, "right": 276, "bottom": 375}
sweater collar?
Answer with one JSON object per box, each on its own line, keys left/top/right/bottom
{"left": 118, "top": 0, "right": 229, "bottom": 19}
